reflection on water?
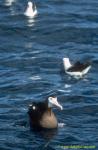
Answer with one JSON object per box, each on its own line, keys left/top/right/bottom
{"left": 29, "top": 76, "right": 41, "bottom": 81}
{"left": 30, "top": 127, "right": 58, "bottom": 141}
{"left": 25, "top": 17, "right": 36, "bottom": 27}
{"left": 4, "top": 0, "right": 16, "bottom": 6}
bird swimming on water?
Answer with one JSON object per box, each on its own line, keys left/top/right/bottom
{"left": 28, "top": 96, "right": 63, "bottom": 129}
{"left": 63, "top": 57, "right": 91, "bottom": 78}
{"left": 24, "top": 1, "right": 37, "bottom": 18}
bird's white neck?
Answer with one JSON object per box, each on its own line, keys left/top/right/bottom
{"left": 27, "top": 4, "right": 33, "bottom": 13}
{"left": 63, "top": 58, "right": 72, "bottom": 70}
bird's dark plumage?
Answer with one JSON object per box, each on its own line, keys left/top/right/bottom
{"left": 28, "top": 99, "right": 58, "bottom": 129}
{"left": 67, "top": 61, "right": 91, "bottom": 72}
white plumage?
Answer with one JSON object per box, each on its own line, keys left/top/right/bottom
{"left": 24, "top": 1, "right": 37, "bottom": 18}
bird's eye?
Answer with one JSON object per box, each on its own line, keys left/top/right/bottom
{"left": 32, "top": 106, "right": 36, "bottom": 110}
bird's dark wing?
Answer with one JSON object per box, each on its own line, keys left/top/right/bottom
{"left": 67, "top": 61, "right": 90, "bottom": 72}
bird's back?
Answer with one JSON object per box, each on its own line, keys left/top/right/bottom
{"left": 68, "top": 61, "right": 90, "bottom": 72}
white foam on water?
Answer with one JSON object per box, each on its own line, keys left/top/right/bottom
{"left": 29, "top": 76, "right": 41, "bottom": 80}
{"left": 83, "top": 78, "right": 89, "bottom": 82}
{"left": 58, "top": 89, "right": 71, "bottom": 93}
{"left": 31, "top": 57, "right": 36, "bottom": 59}
{"left": 58, "top": 123, "right": 65, "bottom": 128}
{"left": 65, "top": 84, "right": 72, "bottom": 88}
{"left": 58, "top": 89, "right": 66, "bottom": 92}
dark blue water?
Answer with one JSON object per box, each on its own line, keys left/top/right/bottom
{"left": 0, "top": 0, "right": 98, "bottom": 149}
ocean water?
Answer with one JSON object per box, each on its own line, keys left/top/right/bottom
{"left": 0, "top": 0, "right": 98, "bottom": 149}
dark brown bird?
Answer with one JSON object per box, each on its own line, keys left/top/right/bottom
{"left": 28, "top": 96, "right": 63, "bottom": 129}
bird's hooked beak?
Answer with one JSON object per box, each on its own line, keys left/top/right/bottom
{"left": 48, "top": 97, "right": 63, "bottom": 110}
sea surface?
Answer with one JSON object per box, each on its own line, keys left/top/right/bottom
{"left": 0, "top": 0, "right": 98, "bottom": 149}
